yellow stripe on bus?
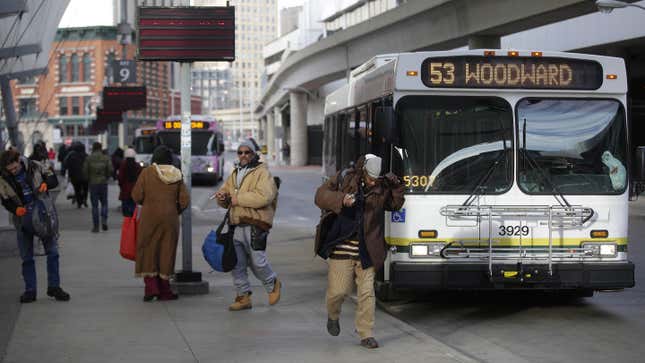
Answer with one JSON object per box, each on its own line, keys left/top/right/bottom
{"left": 385, "top": 237, "right": 628, "bottom": 247}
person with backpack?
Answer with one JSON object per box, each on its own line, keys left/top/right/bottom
{"left": 0, "top": 149, "right": 70, "bottom": 303}
{"left": 314, "top": 154, "right": 404, "bottom": 349}
{"left": 212, "top": 139, "right": 281, "bottom": 311}
{"left": 83, "top": 142, "right": 113, "bottom": 233}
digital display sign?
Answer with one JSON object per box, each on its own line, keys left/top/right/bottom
{"left": 103, "top": 86, "right": 147, "bottom": 111}
{"left": 163, "top": 121, "right": 207, "bottom": 129}
{"left": 137, "top": 6, "right": 235, "bottom": 62}
{"left": 420, "top": 57, "right": 603, "bottom": 90}
{"left": 140, "top": 129, "right": 155, "bottom": 135}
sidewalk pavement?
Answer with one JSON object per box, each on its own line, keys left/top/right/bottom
{"left": 1, "top": 189, "right": 474, "bottom": 363}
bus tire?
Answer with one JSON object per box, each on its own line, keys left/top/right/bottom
{"left": 374, "top": 280, "right": 398, "bottom": 302}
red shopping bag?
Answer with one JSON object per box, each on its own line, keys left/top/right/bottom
{"left": 119, "top": 207, "right": 139, "bottom": 261}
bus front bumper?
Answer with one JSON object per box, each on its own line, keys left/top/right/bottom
{"left": 390, "top": 262, "right": 635, "bottom": 290}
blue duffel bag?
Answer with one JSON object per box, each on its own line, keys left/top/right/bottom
{"left": 202, "top": 210, "right": 237, "bottom": 272}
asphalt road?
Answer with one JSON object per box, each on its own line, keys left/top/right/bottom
{"left": 381, "top": 202, "right": 645, "bottom": 363}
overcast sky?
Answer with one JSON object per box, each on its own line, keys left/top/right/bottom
{"left": 59, "top": 0, "right": 305, "bottom": 28}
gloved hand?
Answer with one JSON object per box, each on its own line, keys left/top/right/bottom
{"left": 38, "top": 182, "right": 48, "bottom": 193}
{"left": 384, "top": 172, "right": 401, "bottom": 186}
{"left": 15, "top": 207, "right": 27, "bottom": 217}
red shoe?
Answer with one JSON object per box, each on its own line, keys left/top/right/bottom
{"left": 158, "top": 278, "right": 178, "bottom": 301}
{"left": 143, "top": 277, "right": 159, "bottom": 302}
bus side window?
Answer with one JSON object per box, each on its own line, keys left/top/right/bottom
{"left": 358, "top": 106, "right": 368, "bottom": 157}
{"left": 341, "top": 111, "right": 358, "bottom": 169}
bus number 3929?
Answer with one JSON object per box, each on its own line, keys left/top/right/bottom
{"left": 498, "top": 225, "right": 530, "bottom": 236}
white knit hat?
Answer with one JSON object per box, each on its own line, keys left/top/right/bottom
{"left": 238, "top": 139, "right": 258, "bottom": 152}
{"left": 364, "top": 154, "right": 382, "bottom": 178}
{"left": 124, "top": 148, "right": 136, "bottom": 158}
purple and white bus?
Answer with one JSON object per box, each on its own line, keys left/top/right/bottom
{"left": 155, "top": 115, "right": 225, "bottom": 184}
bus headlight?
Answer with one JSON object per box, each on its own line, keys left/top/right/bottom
{"left": 139, "top": 161, "right": 146, "bottom": 167}
{"left": 582, "top": 242, "right": 617, "bottom": 257}
{"left": 207, "top": 166, "right": 214, "bottom": 173}
{"left": 410, "top": 243, "right": 446, "bottom": 257}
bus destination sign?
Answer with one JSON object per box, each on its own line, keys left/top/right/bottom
{"left": 420, "top": 56, "right": 603, "bottom": 90}
{"left": 164, "top": 121, "right": 207, "bottom": 130}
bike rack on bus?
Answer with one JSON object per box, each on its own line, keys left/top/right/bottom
{"left": 439, "top": 205, "right": 595, "bottom": 280}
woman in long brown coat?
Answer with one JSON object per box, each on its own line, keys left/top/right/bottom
{"left": 131, "top": 146, "right": 189, "bottom": 301}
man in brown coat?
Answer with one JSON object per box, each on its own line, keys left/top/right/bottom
{"left": 315, "top": 154, "right": 404, "bottom": 349}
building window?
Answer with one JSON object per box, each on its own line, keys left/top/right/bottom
{"left": 71, "top": 54, "right": 79, "bottom": 82}
{"left": 59, "top": 97, "right": 68, "bottom": 115}
{"left": 71, "top": 97, "right": 80, "bottom": 115}
{"left": 83, "top": 96, "right": 92, "bottom": 114}
{"left": 18, "top": 98, "right": 37, "bottom": 118}
{"left": 64, "top": 125, "right": 75, "bottom": 137}
{"left": 59, "top": 55, "right": 67, "bottom": 83}
{"left": 83, "top": 53, "right": 91, "bottom": 81}
{"left": 105, "top": 52, "right": 116, "bottom": 82}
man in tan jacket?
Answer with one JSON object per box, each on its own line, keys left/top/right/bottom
{"left": 214, "top": 140, "right": 281, "bottom": 310}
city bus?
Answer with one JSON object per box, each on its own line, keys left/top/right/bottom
{"left": 322, "top": 50, "right": 636, "bottom": 300}
{"left": 155, "top": 115, "right": 225, "bottom": 184}
{"left": 133, "top": 126, "right": 156, "bottom": 167}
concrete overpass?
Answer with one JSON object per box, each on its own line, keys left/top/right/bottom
{"left": 256, "top": 0, "right": 640, "bottom": 166}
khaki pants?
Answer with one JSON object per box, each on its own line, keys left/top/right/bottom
{"left": 326, "top": 258, "right": 375, "bottom": 339}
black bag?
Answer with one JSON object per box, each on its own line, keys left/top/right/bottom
{"left": 250, "top": 225, "right": 269, "bottom": 251}
{"left": 215, "top": 209, "right": 238, "bottom": 272}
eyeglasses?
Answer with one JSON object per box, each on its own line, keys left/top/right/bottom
{"left": 237, "top": 150, "right": 253, "bottom": 155}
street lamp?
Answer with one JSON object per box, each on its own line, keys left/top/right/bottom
{"left": 596, "top": 0, "right": 645, "bottom": 13}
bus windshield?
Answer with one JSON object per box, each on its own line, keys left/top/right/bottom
{"left": 135, "top": 136, "right": 155, "bottom": 154}
{"left": 517, "top": 98, "right": 627, "bottom": 194}
{"left": 396, "top": 96, "right": 513, "bottom": 194}
{"left": 156, "top": 131, "right": 218, "bottom": 155}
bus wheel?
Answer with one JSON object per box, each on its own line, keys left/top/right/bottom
{"left": 375, "top": 281, "right": 398, "bottom": 302}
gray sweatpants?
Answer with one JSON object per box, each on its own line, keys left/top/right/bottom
{"left": 232, "top": 225, "right": 277, "bottom": 296}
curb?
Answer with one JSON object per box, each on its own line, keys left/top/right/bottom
{"left": 346, "top": 295, "right": 478, "bottom": 363}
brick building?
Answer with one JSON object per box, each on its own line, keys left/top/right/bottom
{"left": 9, "top": 26, "right": 201, "bottom": 154}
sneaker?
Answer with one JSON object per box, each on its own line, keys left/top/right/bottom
{"left": 20, "top": 291, "right": 36, "bottom": 303}
{"left": 360, "top": 337, "right": 379, "bottom": 349}
{"left": 228, "top": 293, "right": 252, "bottom": 311}
{"left": 91, "top": 225, "right": 99, "bottom": 233}
{"left": 268, "top": 278, "right": 281, "bottom": 305}
{"left": 102, "top": 224, "right": 108, "bottom": 231}
{"left": 327, "top": 318, "right": 340, "bottom": 336}
{"left": 47, "top": 287, "right": 71, "bottom": 301}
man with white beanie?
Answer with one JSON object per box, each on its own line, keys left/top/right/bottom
{"left": 315, "top": 153, "right": 405, "bottom": 349}
{"left": 214, "top": 139, "right": 281, "bottom": 311}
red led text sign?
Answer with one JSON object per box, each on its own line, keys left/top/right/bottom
{"left": 137, "top": 6, "right": 236, "bottom": 62}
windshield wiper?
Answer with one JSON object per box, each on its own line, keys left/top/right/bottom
{"left": 462, "top": 121, "right": 510, "bottom": 206}
{"left": 520, "top": 118, "right": 571, "bottom": 208}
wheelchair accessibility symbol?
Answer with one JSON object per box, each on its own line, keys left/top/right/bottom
{"left": 391, "top": 209, "right": 406, "bottom": 223}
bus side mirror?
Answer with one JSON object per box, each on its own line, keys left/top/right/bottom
{"left": 632, "top": 146, "right": 645, "bottom": 199}
{"left": 217, "top": 142, "right": 225, "bottom": 154}
{"left": 373, "top": 106, "right": 398, "bottom": 145}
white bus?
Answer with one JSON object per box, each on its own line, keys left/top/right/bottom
{"left": 322, "top": 50, "right": 635, "bottom": 300}
{"left": 134, "top": 126, "right": 156, "bottom": 167}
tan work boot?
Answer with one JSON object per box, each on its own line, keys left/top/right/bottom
{"left": 229, "top": 293, "right": 252, "bottom": 311}
{"left": 268, "top": 278, "right": 282, "bottom": 305}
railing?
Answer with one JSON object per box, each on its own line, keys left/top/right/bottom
{"left": 439, "top": 205, "right": 595, "bottom": 278}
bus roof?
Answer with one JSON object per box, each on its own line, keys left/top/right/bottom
{"left": 325, "top": 50, "right": 627, "bottom": 115}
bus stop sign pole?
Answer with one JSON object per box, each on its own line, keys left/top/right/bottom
{"left": 174, "top": 61, "right": 209, "bottom": 295}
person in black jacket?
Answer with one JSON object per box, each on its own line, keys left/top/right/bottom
{"left": 63, "top": 142, "right": 88, "bottom": 208}
{"left": 0, "top": 149, "right": 71, "bottom": 303}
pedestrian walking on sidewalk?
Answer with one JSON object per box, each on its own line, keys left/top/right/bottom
{"left": 64, "top": 142, "right": 88, "bottom": 208}
{"left": 83, "top": 142, "right": 113, "bottom": 233}
{"left": 118, "top": 148, "right": 142, "bottom": 217}
{"left": 0, "top": 149, "right": 71, "bottom": 303}
{"left": 314, "top": 154, "right": 405, "bottom": 349}
{"left": 213, "top": 139, "right": 281, "bottom": 311}
{"left": 131, "top": 145, "right": 189, "bottom": 301}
